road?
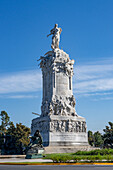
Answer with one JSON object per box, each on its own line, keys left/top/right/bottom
{"left": 0, "top": 165, "right": 113, "bottom": 170}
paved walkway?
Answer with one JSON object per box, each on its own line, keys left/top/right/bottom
{"left": 0, "top": 158, "right": 52, "bottom": 163}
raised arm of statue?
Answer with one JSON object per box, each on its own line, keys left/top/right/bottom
{"left": 47, "top": 27, "right": 55, "bottom": 37}
{"left": 47, "top": 32, "right": 52, "bottom": 37}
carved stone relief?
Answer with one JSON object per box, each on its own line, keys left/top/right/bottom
{"left": 40, "top": 49, "right": 74, "bottom": 77}
{"left": 50, "top": 120, "right": 87, "bottom": 133}
{"left": 41, "top": 95, "right": 77, "bottom": 117}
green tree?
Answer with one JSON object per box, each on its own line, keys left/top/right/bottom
{"left": 103, "top": 122, "right": 113, "bottom": 148}
{"left": 0, "top": 111, "right": 11, "bottom": 132}
{"left": 0, "top": 111, "right": 31, "bottom": 154}
{"left": 0, "top": 111, "right": 11, "bottom": 153}
{"left": 88, "top": 130, "right": 94, "bottom": 146}
{"left": 5, "top": 122, "right": 17, "bottom": 154}
{"left": 94, "top": 131, "right": 103, "bottom": 147}
{"left": 7, "top": 123, "right": 31, "bottom": 154}
{"left": 15, "top": 123, "right": 30, "bottom": 153}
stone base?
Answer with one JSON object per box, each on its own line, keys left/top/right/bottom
{"left": 25, "top": 154, "right": 43, "bottom": 159}
{"left": 25, "top": 146, "right": 44, "bottom": 159}
{"left": 25, "top": 148, "right": 44, "bottom": 159}
{"left": 44, "top": 145, "right": 91, "bottom": 154}
{"left": 31, "top": 115, "right": 88, "bottom": 147}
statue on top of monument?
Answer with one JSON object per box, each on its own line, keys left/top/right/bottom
{"left": 47, "top": 24, "right": 62, "bottom": 50}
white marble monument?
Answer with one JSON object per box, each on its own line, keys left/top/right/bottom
{"left": 31, "top": 24, "right": 89, "bottom": 153}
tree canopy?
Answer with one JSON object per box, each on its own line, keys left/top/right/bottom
{"left": 0, "top": 111, "right": 31, "bottom": 154}
{"left": 88, "top": 122, "right": 113, "bottom": 149}
{"left": 103, "top": 122, "right": 113, "bottom": 149}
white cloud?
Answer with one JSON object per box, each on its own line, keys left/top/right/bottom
{"left": 0, "top": 58, "right": 113, "bottom": 100}
{"left": 75, "top": 91, "right": 113, "bottom": 97}
{"left": 92, "top": 97, "right": 113, "bottom": 101}
{"left": 0, "top": 70, "right": 42, "bottom": 94}
{"left": 73, "top": 60, "right": 113, "bottom": 99}
{"left": 7, "top": 94, "right": 39, "bottom": 99}
{"left": 98, "top": 97, "right": 113, "bottom": 101}
{"left": 74, "top": 78, "right": 113, "bottom": 93}
{"left": 74, "top": 64, "right": 113, "bottom": 81}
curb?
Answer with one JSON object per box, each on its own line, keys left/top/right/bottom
{"left": 0, "top": 155, "right": 25, "bottom": 159}
{"left": 1, "top": 162, "right": 113, "bottom": 166}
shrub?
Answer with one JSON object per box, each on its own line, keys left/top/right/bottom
{"left": 44, "top": 149, "right": 113, "bottom": 163}
{"left": 48, "top": 154, "right": 72, "bottom": 163}
{"left": 74, "top": 149, "right": 113, "bottom": 156}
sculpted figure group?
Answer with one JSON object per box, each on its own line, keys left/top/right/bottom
{"left": 41, "top": 95, "right": 77, "bottom": 117}
{"left": 50, "top": 120, "right": 87, "bottom": 133}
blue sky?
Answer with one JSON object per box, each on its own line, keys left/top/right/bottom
{"left": 0, "top": 0, "right": 113, "bottom": 132}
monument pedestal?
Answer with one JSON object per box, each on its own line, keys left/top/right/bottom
{"left": 31, "top": 114, "right": 89, "bottom": 153}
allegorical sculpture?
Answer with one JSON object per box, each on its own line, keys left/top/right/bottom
{"left": 47, "top": 24, "right": 62, "bottom": 49}
{"left": 25, "top": 130, "right": 44, "bottom": 159}
{"left": 31, "top": 24, "right": 89, "bottom": 153}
